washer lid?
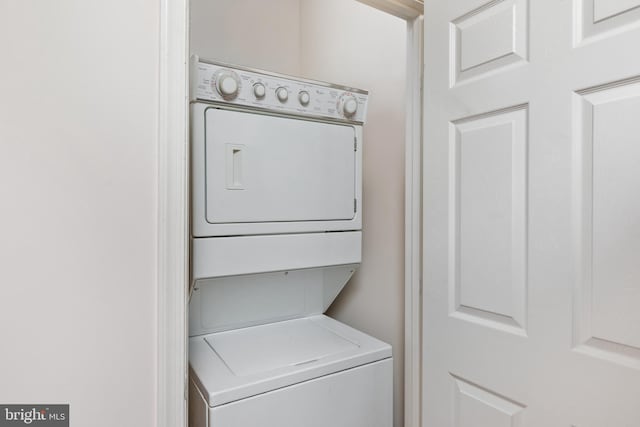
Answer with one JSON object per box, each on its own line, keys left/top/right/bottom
{"left": 189, "top": 315, "right": 392, "bottom": 407}
{"left": 205, "top": 317, "right": 358, "bottom": 377}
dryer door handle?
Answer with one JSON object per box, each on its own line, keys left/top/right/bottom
{"left": 226, "top": 144, "right": 245, "bottom": 190}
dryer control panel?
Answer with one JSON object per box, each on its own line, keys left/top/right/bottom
{"left": 192, "top": 57, "right": 369, "bottom": 124}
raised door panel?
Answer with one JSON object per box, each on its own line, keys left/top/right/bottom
{"left": 452, "top": 375, "right": 526, "bottom": 427}
{"left": 574, "top": 79, "right": 640, "bottom": 368}
{"left": 450, "top": 106, "right": 528, "bottom": 335}
{"left": 450, "top": 0, "right": 528, "bottom": 85}
{"left": 576, "top": 0, "right": 640, "bottom": 43}
{"left": 594, "top": 0, "right": 640, "bottom": 22}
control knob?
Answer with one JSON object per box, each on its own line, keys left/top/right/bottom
{"left": 276, "top": 87, "right": 289, "bottom": 103}
{"left": 342, "top": 95, "right": 358, "bottom": 117}
{"left": 298, "top": 91, "right": 310, "bottom": 106}
{"left": 215, "top": 70, "right": 240, "bottom": 99}
{"left": 253, "top": 83, "right": 266, "bottom": 99}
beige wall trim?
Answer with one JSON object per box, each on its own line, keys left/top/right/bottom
{"left": 356, "top": 0, "right": 423, "bottom": 19}
{"left": 157, "top": 0, "right": 189, "bottom": 426}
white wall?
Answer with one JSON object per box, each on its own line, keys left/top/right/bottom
{"left": 0, "top": 2, "right": 159, "bottom": 426}
{"left": 190, "top": 0, "right": 301, "bottom": 75}
{"left": 299, "top": 2, "right": 407, "bottom": 427}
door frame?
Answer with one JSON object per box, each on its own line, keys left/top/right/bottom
{"left": 403, "top": 15, "right": 424, "bottom": 427}
{"left": 156, "top": 1, "right": 423, "bottom": 427}
{"left": 157, "top": 0, "right": 189, "bottom": 426}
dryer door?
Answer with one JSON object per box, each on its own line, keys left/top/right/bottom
{"left": 195, "top": 105, "right": 360, "bottom": 235}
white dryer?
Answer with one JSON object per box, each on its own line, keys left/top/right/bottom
{"left": 188, "top": 56, "right": 392, "bottom": 427}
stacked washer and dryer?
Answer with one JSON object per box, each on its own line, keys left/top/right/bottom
{"left": 188, "top": 56, "right": 392, "bottom": 427}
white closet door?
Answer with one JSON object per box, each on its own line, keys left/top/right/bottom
{"left": 423, "top": 0, "right": 640, "bottom": 425}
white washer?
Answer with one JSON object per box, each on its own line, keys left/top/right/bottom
{"left": 189, "top": 57, "right": 392, "bottom": 427}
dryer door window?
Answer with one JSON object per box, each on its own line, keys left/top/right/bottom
{"left": 204, "top": 108, "right": 357, "bottom": 224}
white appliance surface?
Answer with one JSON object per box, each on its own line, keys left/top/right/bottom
{"left": 192, "top": 57, "right": 369, "bottom": 124}
{"left": 207, "top": 359, "right": 392, "bottom": 427}
{"left": 204, "top": 107, "right": 356, "bottom": 224}
{"left": 188, "top": 58, "right": 389, "bottom": 427}
{"left": 191, "top": 100, "right": 363, "bottom": 237}
{"left": 191, "top": 231, "right": 361, "bottom": 281}
{"left": 189, "top": 315, "right": 392, "bottom": 407}
{"left": 189, "top": 264, "right": 358, "bottom": 336}
{"left": 206, "top": 317, "right": 358, "bottom": 376}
